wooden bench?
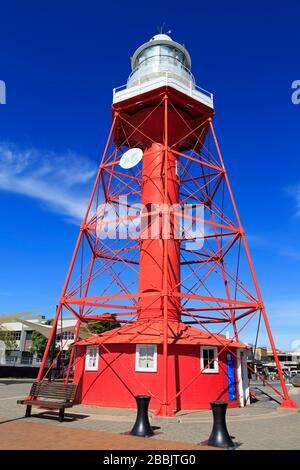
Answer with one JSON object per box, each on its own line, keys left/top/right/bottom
{"left": 17, "top": 381, "right": 77, "bottom": 422}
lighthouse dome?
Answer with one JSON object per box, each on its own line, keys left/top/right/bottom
{"left": 150, "top": 33, "right": 172, "bottom": 41}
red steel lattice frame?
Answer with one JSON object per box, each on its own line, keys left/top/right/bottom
{"left": 36, "top": 88, "right": 298, "bottom": 413}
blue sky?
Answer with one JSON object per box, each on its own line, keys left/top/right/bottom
{"left": 0, "top": 0, "right": 299, "bottom": 349}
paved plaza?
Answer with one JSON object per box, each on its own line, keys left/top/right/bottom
{"left": 0, "top": 378, "right": 299, "bottom": 450}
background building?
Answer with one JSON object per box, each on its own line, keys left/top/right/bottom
{"left": 0, "top": 317, "right": 77, "bottom": 367}
{"left": 248, "top": 346, "right": 300, "bottom": 378}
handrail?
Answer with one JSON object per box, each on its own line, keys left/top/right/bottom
{"left": 113, "top": 73, "right": 213, "bottom": 100}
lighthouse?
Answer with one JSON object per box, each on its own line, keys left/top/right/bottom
{"left": 36, "top": 34, "right": 298, "bottom": 415}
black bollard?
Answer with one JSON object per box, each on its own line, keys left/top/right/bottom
{"left": 130, "top": 395, "right": 154, "bottom": 437}
{"left": 207, "top": 400, "right": 235, "bottom": 448}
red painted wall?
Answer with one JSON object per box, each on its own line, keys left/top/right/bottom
{"left": 73, "top": 344, "right": 240, "bottom": 411}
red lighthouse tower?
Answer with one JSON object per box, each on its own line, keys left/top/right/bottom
{"left": 36, "top": 34, "right": 297, "bottom": 415}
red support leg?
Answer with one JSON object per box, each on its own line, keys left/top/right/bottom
{"left": 209, "top": 120, "right": 298, "bottom": 410}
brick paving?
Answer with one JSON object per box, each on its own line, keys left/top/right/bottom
{"left": 0, "top": 419, "right": 207, "bottom": 450}
{"left": 0, "top": 378, "right": 299, "bottom": 450}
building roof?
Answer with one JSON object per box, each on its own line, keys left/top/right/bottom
{"left": 74, "top": 319, "right": 247, "bottom": 348}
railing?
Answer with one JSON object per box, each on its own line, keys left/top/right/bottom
{"left": 194, "top": 83, "right": 214, "bottom": 99}
{"left": 20, "top": 356, "right": 33, "bottom": 365}
{"left": 4, "top": 357, "right": 18, "bottom": 365}
{"left": 1, "top": 356, "right": 47, "bottom": 366}
{"left": 113, "top": 71, "right": 213, "bottom": 101}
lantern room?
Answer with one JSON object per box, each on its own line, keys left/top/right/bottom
{"left": 128, "top": 33, "right": 193, "bottom": 89}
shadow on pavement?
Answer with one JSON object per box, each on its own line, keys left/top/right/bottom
{"left": 0, "top": 412, "right": 90, "bottom": 425}
{"left": 0, "top": 379, "right": 34, "bottom": 386}
{"left": 251, "top": 386, "right": 281, "bottom": 405}
{"left": 37, "top": 411, "right": 90, "bottom": 422}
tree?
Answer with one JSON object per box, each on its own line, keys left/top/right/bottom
{"left": 30, "top": 319, "right": 53, "bottom": 357}
{"left": 30, "top": 330, "right": 48, "bottom": 356}
{"left": 86, "top": 316, "right": 121, "bottom": 335}
{"left": 0, "top": 329, "right": 17, "bottom": 350}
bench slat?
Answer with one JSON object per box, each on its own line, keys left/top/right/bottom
{"left": 30, "top": 382, "right": 77, "bottom": 401}
{"left": 18, "top": 399, "right": 73, "bottom": 408}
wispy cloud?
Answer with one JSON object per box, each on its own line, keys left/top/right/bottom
{"left": 285, "top": 182, "right": 300, "bottom": 218}
{"left": 294, "top": 184, "right": 300, "bottom": 217}
{"left": 0, "top": 142, "right": 97, "bottom": 223}
{"left": 238, "top": 299, "right": 300, "bottom": 350}
{"left": 246, "top": 234, "right": 271, "bottom": 248}
{"left": 279, "top": 248, "right": 300, "bottom": 262}
{"left": 247, "top": 232, "right": 300, "bottom": 263}
{"left": 264, "top": 299, "right": 300, "bottom": 350}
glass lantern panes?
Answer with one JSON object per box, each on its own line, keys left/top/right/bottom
{"left": 175, "top": 49, "right": 184, "bottom": 65}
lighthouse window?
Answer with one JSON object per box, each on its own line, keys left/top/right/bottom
{"left": 135, "top": 344, "right": 157, "bottom": 372}
{"left": 175, "top": 49, "right": 184, "bottom": 65}
{"left": 160, "top": 45, "right": 173, "bottom": 56}
{"left": 200, "top": 347, "right": 219, "bottom": 373}
{"left": 85, "top": 345, "right": 99, "bottom": 371}
{"left": 136, "top": 46, "right": 160, "bottom": 68}
{"left": 160, "top": 45, "right": 175, "bottom": 66}
{"left": 136, "top": 50, "right": 147, "bottom": 66}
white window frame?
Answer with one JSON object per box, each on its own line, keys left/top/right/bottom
{"left": 200, "top": 346, "right": 219, "bottom": 374}
{"left": 85, "top": 345, "right": 99, "bottom": 371}
{"left": 135, "top": 344, "right": 157, "bottom": 372}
